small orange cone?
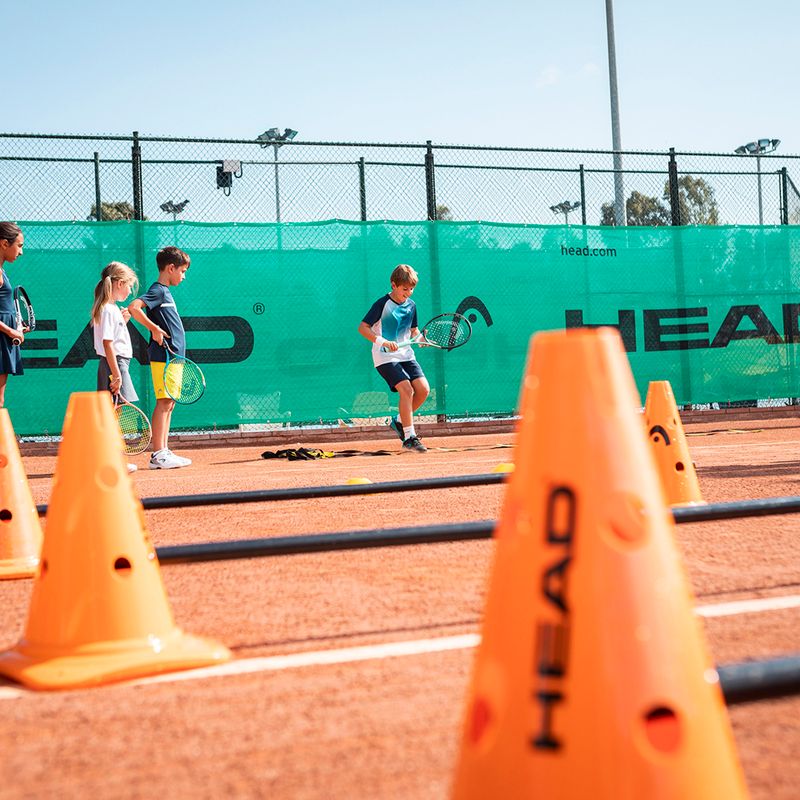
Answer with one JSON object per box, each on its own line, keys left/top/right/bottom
{"left": 0, "top": 392, "right": 230, "bottom": 689}
{"left": 451, "top": 328, "right": 747, "bottom": 799}
{"left": 0, "top": 409, "right": 43, "bottom": 579}
{"left": 644, "top": 380, "right": 704, "bottom": 505}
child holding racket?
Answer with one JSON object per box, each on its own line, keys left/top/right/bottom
{"left": 358, "top": 263, "right": 430, "bottom": 453}
{"left": 128, "top": 246, "right": 192, "bottom": 470}
{"left": 91, "top": 261, "right": 140, "bottom": 474}
{"left": 0, "top": 222, "right": 25, "bottom": 408}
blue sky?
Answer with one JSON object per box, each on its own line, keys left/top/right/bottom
{"left": 6, "top": 0, "right": 799, "bottom": 154}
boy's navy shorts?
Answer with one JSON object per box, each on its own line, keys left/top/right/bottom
{"left": 376, "top": 359, "right": 426, "bottom": 392}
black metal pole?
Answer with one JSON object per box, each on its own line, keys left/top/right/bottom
{"left": 131, "top": 131, "right": 143, "bottom": 221}
{"left": 93, "top": 152, "right": 102, "bottom": 221}
{"left": 358, "top": 157, "right": 367, "bottom": 221}
{"left": 579, "top": 164, "right": 587, "bottom": 225}
{"left": 668, "top": 147, "right": 681, "bottom": 226}
{"left": 780, "top": 167, "right": 789, "bottom": 225}
{"left": 424, "top": 140, "right": 437, "bottom": 221}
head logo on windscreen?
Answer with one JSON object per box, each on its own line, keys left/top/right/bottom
{"left": 455, "top": 296, "right": 493, "bottom": 329}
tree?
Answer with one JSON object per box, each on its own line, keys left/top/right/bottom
{"left": 436, "top": 204, "right": 454, "bottom": 221}
{"left": 87, "top": 201, "right": 138, "bottom": 221}
{"left": 600, "top": 191, "right": 669, "bottom": 226}
{"left": 663, "top": 175, "right": 719, "bottom": 225}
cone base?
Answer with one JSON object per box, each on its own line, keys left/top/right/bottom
{"left": 0, "top": 556, "right": 39, "bottom": 580}
{"left": 0, "top": 627, "right": 231, "bottom": 690}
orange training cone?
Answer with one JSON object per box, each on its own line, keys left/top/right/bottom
{"left": 0, "top": 392, "right": 230, "bottom": 689}
{"left": 451, "top": 328, "right": 747, "bottom": 800}
{"left": 644, "top": 380, "right": 704, "bottom": 506}
{"left": 0, "top": 409, "right": 43, "bottom": 579}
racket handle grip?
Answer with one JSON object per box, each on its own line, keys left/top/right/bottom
{"left": 11, "top": 338, "right": 20, "bottom": 346}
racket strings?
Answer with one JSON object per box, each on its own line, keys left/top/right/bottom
{"left": 424, "top": 316, "right": 471, "bottom": 349}
{"left": 166, "top": 358, "right": 205, "bottom": 404}
{"left": 19, "top": 303, "right": 33, "bottom": 329}
{"left": 115, "top": 405, "right": 150, "bottom": 455}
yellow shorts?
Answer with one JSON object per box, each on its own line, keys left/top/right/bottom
{"left": 150, "top": 361, "right": 184, "bottom": 400}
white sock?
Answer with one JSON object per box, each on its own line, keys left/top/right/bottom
{"left": 403, "top": 425, "right": 416, "bottom": 440}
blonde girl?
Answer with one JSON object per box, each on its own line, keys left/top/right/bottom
{"left": 91, "top": 261, "right": 139, "bottom": 403}
{"left": 0, "top": 222, "right": 25, "bottom": 407}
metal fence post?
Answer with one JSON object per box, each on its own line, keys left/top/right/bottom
{"left": 93, "top": 152, "right": 102, "bottom": 222}
{"left": 358, "top": 157, "right": 367, "bottom": 221}
{"left": 668, "top": 147, "right": 682, "bottom": 226}
{"left": 131, "top": 131, "right": 144, "bottom": 221}
{"left": 579, "top": 164, "right": 587, "bottom": 225}
{"left": 424, "top": 141, "right": 437, "bottom": 220}
{"left": 780, "top": 167, "right": 789, "bottom": 225}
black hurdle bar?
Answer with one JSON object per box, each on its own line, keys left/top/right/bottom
{"left": 719, "top": 655, "right": 800, "bottom": 704}
{"left": 156, "top": 520, "right": 495, "bottom": 564}
{"left": 35, "top": 473, "right": 506, "bottom": 516}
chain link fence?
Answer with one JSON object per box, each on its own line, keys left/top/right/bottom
{"left": 3, "top": 132, "right": 800, "bottom": 227}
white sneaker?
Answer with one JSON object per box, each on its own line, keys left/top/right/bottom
{"left": 149, "top": 449, "right": 186, "bottom": 470}
{"left": 127, "top": 463, "right": 138, "bottom": 474}
{"left": 167, "top": 450, "right": 192, "bottom": 466}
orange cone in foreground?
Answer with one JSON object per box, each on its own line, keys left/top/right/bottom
{"left": 645, "top": 380, "right": 704, "bottom": 506}
{"left": 0, "top": 392, "right": 230, "bottom": 689}
{"left": 0, "top": 409, "right": 43, "bottom": 579}
{"left": 451, "top": 328, "right": 747, "bottom": 800}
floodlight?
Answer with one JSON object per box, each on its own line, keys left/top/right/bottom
{"left": 255, "top": 126, "right": 298, "bottom": 221}
{"left": 733, "top": 137, "right": 781, "bottom": 224}
{"left": 549, "top": 200, "right": 582, "bottom": 224}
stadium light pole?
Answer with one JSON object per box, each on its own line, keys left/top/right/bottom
{"left": 734, "top": 138, "right": 780, "bottom": 225}
{"left": 550, "top": 200, "right": 582, "bottom": 225}
{"left": 605, "top": 0, "right": 625, "bottom": 226}
{"left": 257, "top": 127, "right": 298, "bottom": 223}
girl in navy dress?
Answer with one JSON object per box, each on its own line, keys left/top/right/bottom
{"left": 0, "top": 222, "right": 25, "bottom": 407}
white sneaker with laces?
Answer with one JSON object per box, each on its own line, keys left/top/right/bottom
{"left": 149, "top": 449, "right": 186, "bottom": 470}
{"left": 167, "top": 450, "right": 192, "bottom": 466}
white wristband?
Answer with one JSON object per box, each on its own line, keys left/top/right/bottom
{"left": 375, "top": 336, "right": 386, "bottom": 348}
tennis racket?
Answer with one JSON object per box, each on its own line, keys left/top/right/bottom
{"left": 11, "top": 286, "right": 35, "bottom": 346}
{"left": 113, "top": 393, "right": 152, "bottom": 455}
{"left": 386, "top": 313, "right": 472, "bottom": 352}
{"left": 163, "top": 340, "right": 206, "bottom": 404}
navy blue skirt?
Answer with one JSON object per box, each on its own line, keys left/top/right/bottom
{"left": 0, "top": 312, "right": 23, "bottom": 376}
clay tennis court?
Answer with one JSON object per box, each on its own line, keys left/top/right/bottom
{"left": 1, "top": 413, "right": 799, "bottom": 799}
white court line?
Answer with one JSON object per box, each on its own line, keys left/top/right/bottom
{"left": 695, "top": 594, "right": 800, "bottom": 618}
{"left": 1, "top": 594, "right": 797, "bottom": 700}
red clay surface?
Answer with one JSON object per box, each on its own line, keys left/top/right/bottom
{"left": 1, "top": 418, "right": 799, "bottom": 799}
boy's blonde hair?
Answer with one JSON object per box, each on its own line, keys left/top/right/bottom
{"left": 91, "top": 261, "right": 139, "bottom": 324}
{"left": 390, "top": 264, "right": 418, "bottom": 287}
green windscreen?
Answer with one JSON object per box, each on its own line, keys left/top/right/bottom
{"left": 8, "top": 220, "right": 800, "bottom": 436}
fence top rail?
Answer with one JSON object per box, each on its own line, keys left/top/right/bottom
{"left": 3, "top": 131, "right": 800, "bottom": 160}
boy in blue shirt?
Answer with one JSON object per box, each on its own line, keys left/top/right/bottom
{"left": 358, "top": 264, "right": 429, "bottom": 453}
{"left": 128, "top": 246, "right": 193, "bottom": 470}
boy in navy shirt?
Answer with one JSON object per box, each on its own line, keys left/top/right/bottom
{"left": 358, "top": 264, "right": 429, "bottom": 453}
{"left": 129, "top": 246, "right": 193, "bottom": 470}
